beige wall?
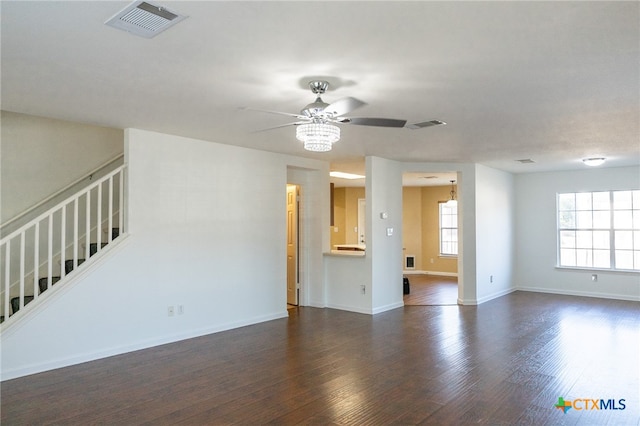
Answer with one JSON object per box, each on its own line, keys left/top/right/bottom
{"left": 420, "top": 185, "right": 457, "bottom": 274}
{"left": 402, "top": 187, "right": 423, "bottom": 269}
{"left": 330, "top": 187, "right": 346, "bottom": 247}
{"left": 330, "top": 186, "right": 365, "bottom": 247}
{"left": 1, "top": 111, "right": 124, "bottom": 222}
{"left": 402, "top": 185, "right": 458, "bottom": 274}
{"left": 332, "top": 185, "right": 457, "bottom": 275}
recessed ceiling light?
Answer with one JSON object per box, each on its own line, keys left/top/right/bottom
{"left": 330, "top": 171, "right": 365, "bottom": 180}
{"left": 582, "top": 157, "right": 606, "bottom": 167}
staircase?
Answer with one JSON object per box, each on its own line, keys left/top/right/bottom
{"left": 0, "top": 166, "right": 126, "bottom": 325}
{"left": 6, "top": 228, "right": 120, "bottom": 319}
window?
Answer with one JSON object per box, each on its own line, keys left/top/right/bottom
{"left": 439, "top": 202, "right": 458, "bottom": 256}
{"left": 558, "top": 190, "right": 640, "bottom": 271}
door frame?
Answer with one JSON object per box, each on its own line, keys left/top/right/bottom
{"left": 286, "top": 184, "right": 300, "bottom": 305}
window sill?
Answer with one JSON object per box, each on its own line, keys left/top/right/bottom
{"left": 555, "top": 266, "right": 640, "bottom": 275}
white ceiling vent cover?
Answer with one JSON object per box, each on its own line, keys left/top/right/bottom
{"left": 105, "top": 1, "right": 187, "bottom": 38}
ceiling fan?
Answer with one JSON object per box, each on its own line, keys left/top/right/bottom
{"left": 242, "top": 80, "right": 445, "bottom": 152}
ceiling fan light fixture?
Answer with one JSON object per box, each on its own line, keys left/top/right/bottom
{"left": 296, "top": 123, "right": 340, "bottom": 152}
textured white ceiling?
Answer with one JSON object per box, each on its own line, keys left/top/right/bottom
{"left": 2, "top": 1, "right": 638, "bottom": 174}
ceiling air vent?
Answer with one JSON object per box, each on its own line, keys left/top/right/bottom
{"left": 406, "top": 120, "right": 446, "bottom": 129}
{"left": 105, "top": 1, "right": 187, "bottom": 38}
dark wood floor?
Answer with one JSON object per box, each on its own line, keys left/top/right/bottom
{"left": 403, "top": 274, "right": 458, "bottom": 305}
{"left": 2, "top": 292, "right": 639, "bottom": 425}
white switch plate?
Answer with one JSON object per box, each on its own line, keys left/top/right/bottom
{"left": 386, "top": 227, "right": 393, "bottom": 236}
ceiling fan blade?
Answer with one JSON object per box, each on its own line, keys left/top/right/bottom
{"left": 239, "top": 106, "right": 305, "bottom": 120}
{"left": 324, "top": 97, "right": 367, "bottom": 117}
{"left": 344, "top": 117, "right": 407, "bottom": 128}
{"left": 406, "top": 120, "right": 446, "bottom": 129}
{"left": 251, "top": 121, "right": 308, "bottom": 133}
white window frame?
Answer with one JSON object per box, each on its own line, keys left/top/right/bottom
{"left": 439, "top": 202, "right": 458, "bottom": 257}
{"left": 557, "top": 190, "right": 640, "bottom": 272}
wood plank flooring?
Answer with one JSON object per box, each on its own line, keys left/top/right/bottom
{"left": 403, "top": 274, "right": 458, "bottom": 305}
{"left": 2, "top": 291, "right": 639, "bottom": 425}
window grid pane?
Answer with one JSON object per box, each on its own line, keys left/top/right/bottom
{"left": 558, "top": 191, "right": 640, "bottom": 271}
{"left": 439, "top": 203, "right": 458, "bottom": 256}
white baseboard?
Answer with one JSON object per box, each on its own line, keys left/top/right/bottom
{"left": 403, "top": 270, "right": 458, "bottom": 277}
{"left": 326, "top": 301, "right": 405, "bottom": 315}
{"left": 476, "top": 287, "right": 517, "bottom": 304}
{"left": 1, "top": 310, "right": 288, "bottom": 381}
{"left": 372, "top": 301, "right": 405, "bottom": 314}
{"left": 517, "top": 286, "right": 640, "bottom": 302}
{"left": 325, "top": 303, "right": 372, "bottom": 315}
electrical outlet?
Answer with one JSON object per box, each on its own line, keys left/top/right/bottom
{"left": 168, "top": 306, "right": 175, "bottom": 317}
{"left": 591, "top": 274, "right": 598, "bottom": 282}
{"left": 490, "top": 275, "right": 494, "bottom": 283}
{"left": 360, "top": 284, "right": 366, "bottom": 295}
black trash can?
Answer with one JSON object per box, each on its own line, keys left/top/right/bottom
{"left": 403, "top": 276, "right": 410, "bottom": 294}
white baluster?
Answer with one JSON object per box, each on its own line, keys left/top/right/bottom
{"left": 4, "top": 240, "right": 10, "bottom": 317}
{"left": 97, "top": 183, "right": 102, "bottom": 249}
{"left": 19, "top": 232, "right": 25, "bottom": 309}
{"left": 108, "top": 176, "right": 114, "bottom": 243}
{"left": 85, "top": 191, "right": 91, "bottom": 259}
{"left": 48, "top": 214, "right": 53, "bottom": 290}
{"left": 34, "top": 222, "right": 40, "bottom": 299}
{"left": 60, "top": 207, "right": 66, "bottom": 279}
{"left": 119, "top": 169, "right": 124, "bottom": 233}
{"left": 74, "top": 198, "right": 79, "bottom": 269}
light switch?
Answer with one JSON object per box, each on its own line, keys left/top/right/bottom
{"left": 380, "top": 212, "right": 388, "bottom": 219}
{"left": 386, "top": 227, "right": 393, "bottom": 236}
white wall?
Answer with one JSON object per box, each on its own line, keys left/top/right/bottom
{"left": 1, "top": 111, "right": 123, "bottom": 222}
{"left": 367, "top": 156, "right": 404, "bottom": 313}
{"left": 1, "top": 129, "right": 329, "bottom": 380}
{"left": 515, "top": 166, "right": 640, "bottom": 301}
{"left": 324, "top": 254, "right": 371, "bottom": 313}
{"left": 474, "top": 164, "right": 516, "bottom": 303}
{"left": 323, "top": 156, "right": 411, "bottom": 315}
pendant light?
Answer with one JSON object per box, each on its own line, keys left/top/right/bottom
{"left": 445, "top": 180, "right": 457, "bottom": 207}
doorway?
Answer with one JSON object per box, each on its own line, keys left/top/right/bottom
{"left": 286, "top": 184, "right": 299, "bottom": 306}
{"left": 401, "top": 173, "right": 460, "bottom": 305}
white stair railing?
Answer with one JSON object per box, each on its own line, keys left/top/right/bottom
{"left": 0, "top": 166, "right": 126, "bottom": 323}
